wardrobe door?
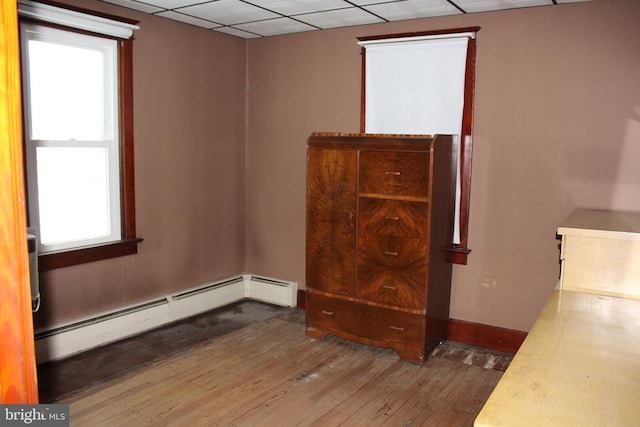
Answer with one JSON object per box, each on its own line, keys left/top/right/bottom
{"left": 306, "top": 149, "right": 357, "bottom": 296}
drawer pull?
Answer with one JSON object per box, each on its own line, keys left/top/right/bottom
{"left": 389, "top": 325, "right": 405, "bottom": 332}
{"left": 384, "top": 216, "right": 400, "bottom": 221}
{"left": 321, "top": 310, "right": 334, "bottom": 316}
{"left": 384, "top": 251, "right": 399, "bottom": 256}
{"left": 385, "top": 171, "right": 401, "bottom": 176}
{"left": 382, "top": 285, "right": 397, "bottom": 291}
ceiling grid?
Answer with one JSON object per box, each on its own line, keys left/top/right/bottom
{"left": 98, "top": 0, "right": 591, "bottom": 39}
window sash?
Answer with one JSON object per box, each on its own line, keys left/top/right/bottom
{"left": 21, "top": 23, "right": 122, "bottom": 253}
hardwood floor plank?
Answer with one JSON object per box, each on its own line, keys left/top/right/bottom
{"left": 61, "top": 307, "right": 510, "bottom": 426}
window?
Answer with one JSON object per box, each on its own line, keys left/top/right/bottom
{"left": 358, "top": 28, "right": 479, "bottom": 265}
{"left": 18, "top": 0, "right": 141, "bottom": 270}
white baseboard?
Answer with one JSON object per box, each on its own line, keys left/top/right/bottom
{"left": 34, "top": 274, "right": 298, "bottom": 363}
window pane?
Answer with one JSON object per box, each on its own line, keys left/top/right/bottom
{"left": 27, "top": 40, "right": 108, "bottom": 141}
{"left": 36, "top": 147, "right": 113, "bottom": 246}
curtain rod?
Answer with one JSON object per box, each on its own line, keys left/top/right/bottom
{"left": 18, "top": 0, "right": 140, "bottom": 39}
{"left": 357, "top": 31, "right": 475, "bottom": 47}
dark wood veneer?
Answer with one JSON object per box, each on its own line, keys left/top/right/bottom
{"left": 298, "top": 289, "right": 526, "bottom": 355}
{"left": 306, "top": 133, "right": 454, "bottom": 363}
{"left": 306, "top": 148, "right": 357, "bottom": 297}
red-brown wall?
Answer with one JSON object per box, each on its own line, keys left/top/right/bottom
{"left": 245, "top": 0, "right": 640, "bottom": 331}
{"left": 33, "top": 0, "right": 640, "bottom": 334}
{"left": 33, "top": 0, "right": 248, "bottom": 328}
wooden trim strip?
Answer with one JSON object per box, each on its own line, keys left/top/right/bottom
{"left": 448, "top": 318, "right": 526, "bottom": 355}
{"left": 356, "top": 27, "right": 481, "bottom": 43}
{"left": 38, "top": 238, "right": 143, "bottom": 270}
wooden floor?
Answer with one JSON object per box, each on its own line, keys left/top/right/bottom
{"left": 37, "top": 300, "right": 285, "bottom": 403}
{"left": 41, "top": 302, "right": 512, "bottom": 426}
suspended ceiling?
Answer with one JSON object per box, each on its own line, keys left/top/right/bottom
{"left": 99, "top": 0, "right": 591, "bottom": 39}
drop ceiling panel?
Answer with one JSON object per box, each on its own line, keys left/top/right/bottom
{"left": 296, "top": 8, "right": 384, "bottom": 30}
{"left": 234, "top": 17, "right": 317, "bottom": 37}
{"left": 98, "top": 0, "right": 593, "bottom": 39}
{"left": 365, "top": 0, "right": 463, "bottom": 21}
{"left": 100, "top": 0, "right": 164, "bottom": 14}
{"left": 155, "top": 11, "right": 221, "bottom": 29}
{"left": 214, "top": 26, "right": 263, "bottom": 38}
{"left": 176, "top": 0, "right": 280, "bottom": 26}
{"left": 249, "top": 0, "right": 354, "bottom": 15}
{"left": 140, "top": 0, "right": 202, "bottom": 8}
{"left": 453, "top": 0, "right": 551, "bottom": 13}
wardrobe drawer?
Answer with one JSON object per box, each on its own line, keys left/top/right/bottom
{"left": 358, "top": 198, "right": 429, "bottom": 239}
{"left": 356, "top": 234, "right": 427, "bottom": 309}
{"left": 358, "top": 304, "right": 424, "bottom": 347}
{"left": 359, "top": 151, "right": 430, "bottom": 198}
{"left": 306, "top": 293, "right": 356, "bottom": 335}
{"left": 306, "top": 293, "right": 424, "bottom": 347}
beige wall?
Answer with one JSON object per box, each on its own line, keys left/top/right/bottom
{"left": 245, "top": 0, "right": 640, "bottom": 331}
{"left": 32, "top": 0, "right": 640, "bottom": 333}
{"left": 33, "top": 0, "right": 247, "bottom": 328}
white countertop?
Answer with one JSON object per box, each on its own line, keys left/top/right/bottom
{"left": 475, "top": 289, "right": 640, "bottom": 426}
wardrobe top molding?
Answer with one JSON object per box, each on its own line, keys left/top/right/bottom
{"left": 307, "top": 132, "right": 452, "bottom": 152}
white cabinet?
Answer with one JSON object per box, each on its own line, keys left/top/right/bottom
{"left": 557, "top": 209, "right": 640, "bottom": 299}
{"left": 475, "top": 208, "right": 640, "bottom": 427}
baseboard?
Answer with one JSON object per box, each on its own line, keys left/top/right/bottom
{"left": 297, "top": 289, "right": 306, "bottom": 309}
{"left": 245, "top": 274, "right": 298, "bottom": 307}
{"left": 296, "top": 289, "right": 526, "bottom": 354}
{"left": 35, "top": 274, "right": 297, "bottom": 363}
{"left": 448, "top": 318, "right": 526, "bottom": 354}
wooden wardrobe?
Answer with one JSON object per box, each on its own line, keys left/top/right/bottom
{"left": 305, "top": 132, "right": 456, "bottom": 363}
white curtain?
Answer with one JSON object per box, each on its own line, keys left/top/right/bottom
{"left": 363, "top": 36, "right": 469, "bottom": 135}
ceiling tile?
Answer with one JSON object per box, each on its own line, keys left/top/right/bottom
{"left": 348, "top": 0, "right": 396, "bottom": 5}
{"left": 213, "top": 26, "right": 263, "bottom": 38}
{"left": 364, "top": 0, "right": 463, "bottom": 21}
{"left": 155, "top": 11, "right": 221, "bottom": 28}
{"left": 235, "top": 17, "right": 317, "bottom": 36}
{"left": 246, "top": 0, "right": 352, "bottom": 15}
{"left": 296, "top": 7, "right": 384, "bottom": 29}
{"left": 99, "top": 0, "right": 164, "bottom": 14}
{"left": 452, "top": 0, "right": 551, "bottom": 13}
{"left": 138, "top": 0, "right": 204, "bottom": 8}
{"left": 177, "top": 0, "right": 280, "bottom": 25}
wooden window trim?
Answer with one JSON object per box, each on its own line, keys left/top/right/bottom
{"left": 358, "top": 27, "right": 479, "bottom": 265}
{"left": 20, "top": 3, "right": 142, "bottom": 271}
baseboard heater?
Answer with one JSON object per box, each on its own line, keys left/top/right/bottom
{"left": 34, "top": 274, "right": 297, "bottom": 363}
